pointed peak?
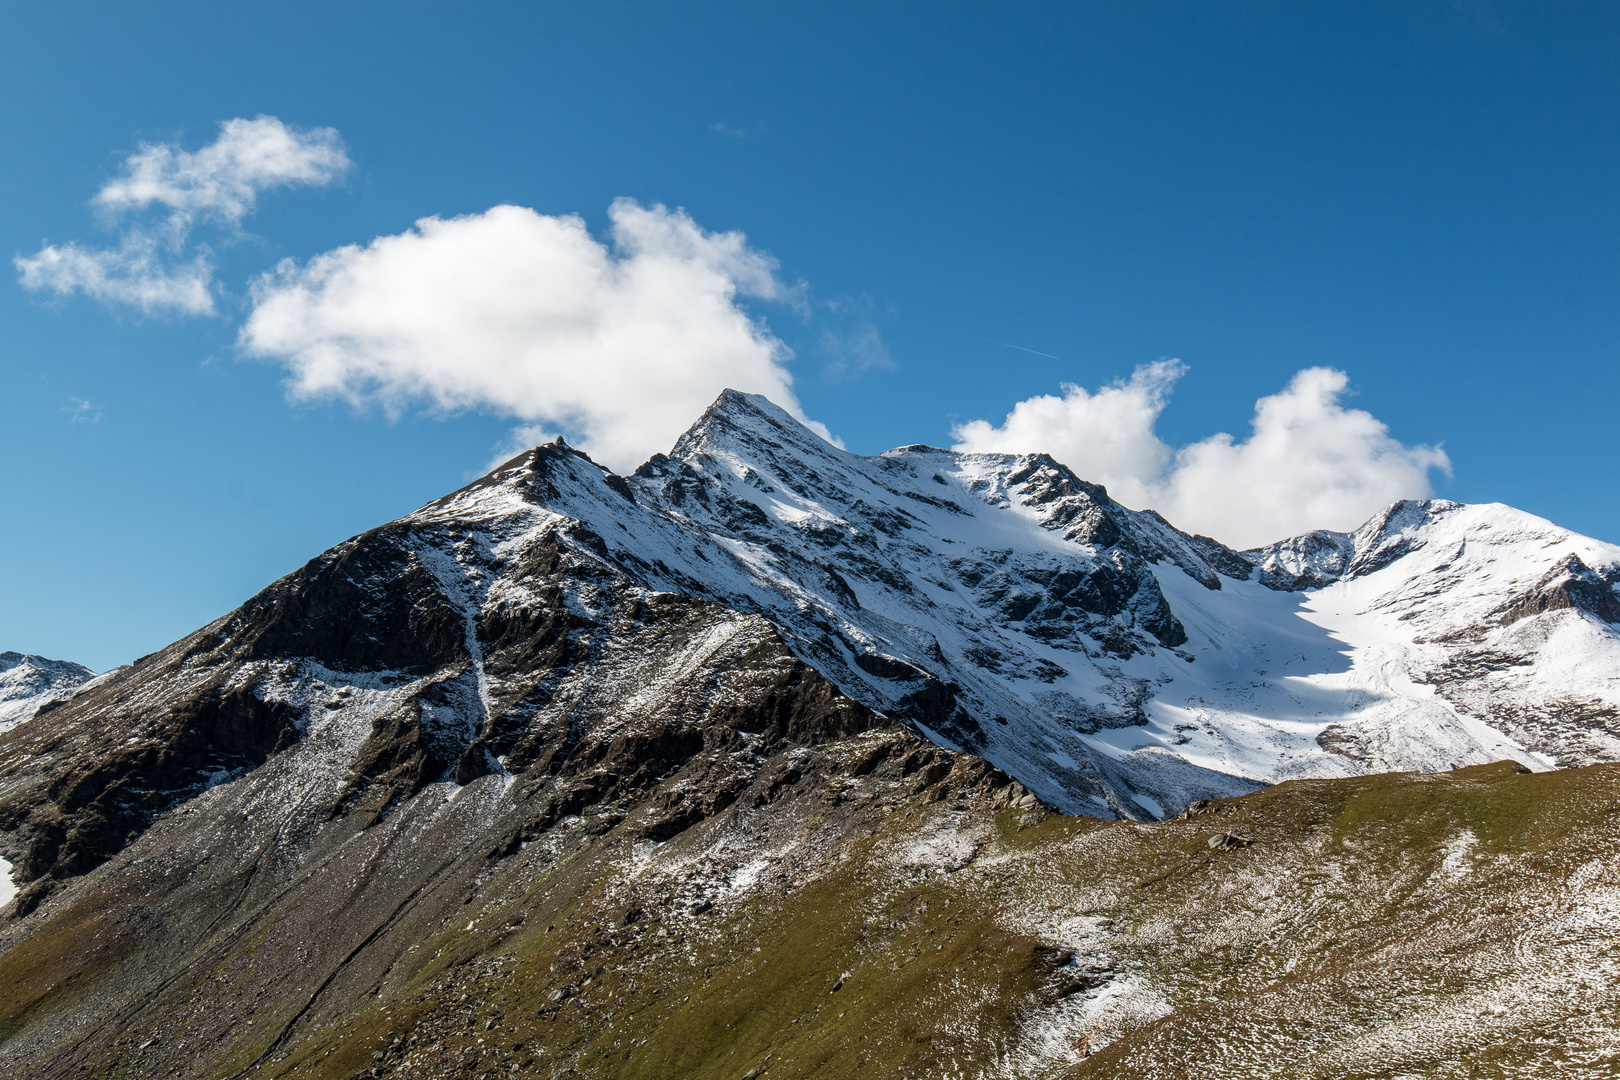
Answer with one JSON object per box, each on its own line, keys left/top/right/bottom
{"left": 1004, "top": 452, "right": 1114, "bottom": 508}
{"left": 413, "top": 436, "right": 615, "bottom": 519}
{"left": 1353, "top": 498, "right": 1461, "bottom": 541}
{"left": 702, "top": 388, "right": 801, "bottom": 427}
{"left": 711, "top": 387, "right": 764, "bottom": 409}
{"left": 669, "top": 388, "right": 839, "bottom": 464}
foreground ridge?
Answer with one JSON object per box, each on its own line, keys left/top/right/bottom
{"left": 2, "top": 743, "right": 1617, "bottom": 1078}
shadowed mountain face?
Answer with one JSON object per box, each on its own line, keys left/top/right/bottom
{"left": 1, "top": 390, "right": 1619, "bottom": 1079}
{"left": 0, "top": 518, "right": 882, "bottom": 918}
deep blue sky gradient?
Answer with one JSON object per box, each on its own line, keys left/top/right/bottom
{"left": 3, "top": 1, "right": 1617, "bottom": 670}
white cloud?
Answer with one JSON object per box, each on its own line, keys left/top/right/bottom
{"left": 240, "top": 199, "right": 836, "bottom": 472}
{"left": 15, "top": 116, "right": 350, "bottom": 316}
{"left": 954, "top": 360, "right": 1184, "bottom": 512}
{"left": 952, "top": 363, "right": 1451, "bottom": 549}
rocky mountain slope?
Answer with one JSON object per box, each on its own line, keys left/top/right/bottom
{"left": 0, "top": 389, "right": 1617, "bottom": 1078}
{"left": 3, "top": 732, "right": 1616, "bottom": 1079}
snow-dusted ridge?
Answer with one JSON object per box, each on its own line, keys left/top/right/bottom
{"left": 0, "top": 652, "right": 96, "bottom": 735}
{"left": 401, "top": 390, "right": 1620, "bottom": 818}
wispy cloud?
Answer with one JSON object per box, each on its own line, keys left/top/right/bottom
{"left": 63, "top": 396, "right": 103, "bottom": 424}
{"left": 16, "top": 116, "right": 351, "bottom": 317}
{"left": 953, "top": 362, "right": 1451, "bottom": 548}
{"left": 93, "top": 116, "right": 348, "bottom": 227}
{"left": 818, "top": 296, "right": 895, "bottom": 382}
{"left": 20, "top": 233, "right": 215, "bottom": 316}
{"left": 711, "top": 120, "right": 770, "bottom": 140}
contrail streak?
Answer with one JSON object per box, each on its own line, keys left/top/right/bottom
{"left": 981, "top": 338, "right": 1060, "bottom": 360}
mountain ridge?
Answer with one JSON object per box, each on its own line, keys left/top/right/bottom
{"left": 392, "top": 390, "right": 1620, "bottom": 812}
{"left": 5, "top": 387, "right": 1618, "bottom": 903}
{"left": 1, "top": 389, "right": 1618, "bottom": 1079}
{"left": 0, "top": 651, "right": 96, "bottom": 735}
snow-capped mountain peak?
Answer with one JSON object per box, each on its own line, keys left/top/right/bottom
{"left": 405, "top": 390, "right": 1620, "bottom": 818}
{"left": 8, "top": 391, "right": 1617, "bottom": 826}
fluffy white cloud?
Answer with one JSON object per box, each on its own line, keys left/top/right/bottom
{"left": 953, "top": 363, "right": 1451, "bottom": 548}
{"left": 15, "top": 116, "right": 350, "bottom": 316}
{"left": 240, "top": 199, "right": 834, "bottom": 471}
{"left": 953, "top": 360, "right": 1184, "bottom": 512}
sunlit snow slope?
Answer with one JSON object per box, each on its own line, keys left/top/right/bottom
{"left": 412, "top": 391, "right": 1620, "bottom": 818}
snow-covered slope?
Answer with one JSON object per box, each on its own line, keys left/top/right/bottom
{"left": 1236, "top": 500, "right": 1620, "bottom": 771}
{"left": 404, "top": 390, "right": 1620, "bottom": 818}
{"left": 0, "top": 652, "right": 95, "bottom": 734}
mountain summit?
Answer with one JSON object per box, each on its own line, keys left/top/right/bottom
{"left": 2, "top": 390, "right": 1618, "bottom": 1079}
{"left": 7, "top": 388, "right": 1618, "bottom": 882}
{"left": 385, "top": 388, "right": 1620, "bottom": 817}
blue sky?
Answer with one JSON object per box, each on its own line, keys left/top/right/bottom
{"left": 3, "top": 1, "right": 1617, "bottom": 671}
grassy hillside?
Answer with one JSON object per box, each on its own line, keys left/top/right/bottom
{"left": 4, "top": 741, "right": 1617, "bottom": 1080}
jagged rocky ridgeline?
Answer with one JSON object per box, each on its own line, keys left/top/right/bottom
{"left": 4, "top": 389, "right": 1620, "bottom": 909}
{"left": 1, "top": 389, "right": 1618, "bottom": 1080}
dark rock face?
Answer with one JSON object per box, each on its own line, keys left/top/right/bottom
{"left": 0, "top": 499, "right": 882, "bottom": 917}
{"left": 1005, "top": 455, "right": 1122, "bottom": 548}
{"left": 0, "top": 662, "right": 303, "bottom": 914}
{"left": 1180, "top": 533, "right": 1254, "bottom": 582}
{"left": 1498, "top": 553, "right": 1620, "bottom": 627}
{"left": 0, "top": 518, "right": 498, "bottom": 911}
{"left": 942, "top": 551, "right": 1187, "bottom": 657}
{"left": 235, "top": 525, "right": 472, "bottom": 674}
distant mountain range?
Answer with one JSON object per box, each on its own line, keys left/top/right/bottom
{"left": 0, "top": 651, "right": 95, "bottom": 734}
{"left": 2, "top": 390, "right": 1617, "bottom": 1079}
